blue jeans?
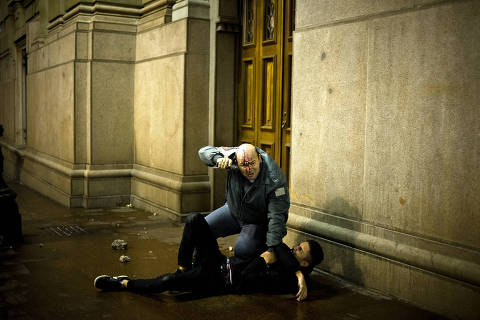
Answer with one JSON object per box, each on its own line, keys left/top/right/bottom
{"left": 205, "top": 203, "right": 267, "bottom": 259}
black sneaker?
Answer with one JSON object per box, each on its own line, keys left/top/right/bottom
{"left": 94, "top": 275, "right": 130, "bottom": 291}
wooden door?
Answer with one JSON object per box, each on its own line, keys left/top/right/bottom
{"left": 237, "top": 0, "right": 294, "bottom": 179}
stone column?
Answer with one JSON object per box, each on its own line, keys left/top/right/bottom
{"left": 131, "top": 0, "right": 210, "bottom": 220}
{"left": 206, "top": 0, "right": 239, "bottom": 209}
{"left": 22, "top": 1, "right": 139, "bottom": 207}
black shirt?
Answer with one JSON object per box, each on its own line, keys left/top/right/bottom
{"left": 229, "top": 243, "right": 300, "bottom": 294}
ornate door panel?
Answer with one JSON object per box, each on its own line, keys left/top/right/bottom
{"left": 280, "top": 0, "right": 294, "bottom": 180}
{"left": 238, "top": 0, "right": 294, "bottom": 179}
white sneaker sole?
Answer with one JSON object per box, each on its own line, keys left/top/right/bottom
{"left": 94, "top": 275, "right": 129, "bottom": 288}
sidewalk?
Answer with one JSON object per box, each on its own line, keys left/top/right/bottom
{"left": 1, "top": 183, "right": 447, "bottom": 320}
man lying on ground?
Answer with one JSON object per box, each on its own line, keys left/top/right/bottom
{"left": 94, "top": 213, "right": 323, "bottom": 301}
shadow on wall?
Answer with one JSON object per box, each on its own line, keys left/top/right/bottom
{"left": 287, "top": 196, "right": 364, "bottom": 286}
{"left": 322, "top": 197, "right": 364, "bottom": 286}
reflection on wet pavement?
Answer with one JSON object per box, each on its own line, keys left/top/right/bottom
{"left": 0, "top": 184, "right": 446, "bottom": 320}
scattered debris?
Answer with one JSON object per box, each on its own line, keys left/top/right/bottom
{"left": 153, "top": 212, "right": 158, "bottom": 216}
{"left": 119, "top": 255, "right": 130, "bottom": 263}
{"left": 111, "top": 239, "right": 128, "bottom": 250}
{"left": 126, "top": 204, "right": 134, "bottom": 208}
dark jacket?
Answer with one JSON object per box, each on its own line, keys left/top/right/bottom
{"left": 198, "top": 146, "right": 290, "bottom": 248}
{"left": 230, "top": 242, "right": 300, "bottom": 294}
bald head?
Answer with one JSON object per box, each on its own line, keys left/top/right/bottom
{"left": 236, "top": 144, "right": 261, "bottom": 181}
{"left": 237, "top": 144, "right": 257, "bottom": 157}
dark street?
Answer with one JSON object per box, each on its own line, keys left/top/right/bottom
{"left": 1, "top": 184, "right": 447, "bottom": 320}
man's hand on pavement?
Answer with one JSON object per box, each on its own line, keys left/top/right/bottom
{"left": 260, "top": 250, "right": 277, "bottom": 264}
{"left": 216, "top": 157, "right": 232, "bottom": 169}
{"left": 295, "top": 270, "right": 307, "bottom": 302}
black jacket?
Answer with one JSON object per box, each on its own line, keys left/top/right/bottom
{"left": 230, "top": 243, "right": 300, "bottom": 294}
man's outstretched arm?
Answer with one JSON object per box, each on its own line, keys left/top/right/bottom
{"left": 198, "top": 146, "right": 238, "bottom": 167}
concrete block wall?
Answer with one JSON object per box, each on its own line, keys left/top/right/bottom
{"left": 1, "top": 0, "right": 211, "bottom": 217}
{"left": 288, "top": 1, "right": 480, "bottom": 319}
{"left": 0, "top": 51, "right": 16, "bottom": 145}
{"left": 85, "top": 19, "right": 136, "bottom": 208}
{"left": 18, "top": 13, "right": 137, "bottom": 208}
{"left": 132, "top": 2, "right": 211, "bottom": 220}
{"left": 0, "top": 2, "right": 24, "bottom": 153}
{"left": 27, "top": 30, "right": 75, "bottom": 164}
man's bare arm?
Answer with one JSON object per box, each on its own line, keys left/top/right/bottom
{"left": 295, "top": 271, "right": 307, "bottom": 301}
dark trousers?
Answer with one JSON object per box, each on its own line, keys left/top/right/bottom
{"left": 0, "top": 188, "right": 23, "bottom": 246}
{"left": 127, "top": 213, "right": 226, "bottom": 294}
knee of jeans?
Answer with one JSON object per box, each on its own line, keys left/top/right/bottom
{"left": 234, "top": 241, "right": 258, "bottom": 259}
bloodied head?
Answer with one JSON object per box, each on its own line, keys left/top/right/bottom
{"left": 236, "top": 144, "right": 262, "bottom": 182}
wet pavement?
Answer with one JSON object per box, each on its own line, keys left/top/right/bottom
{"left": 0, "top": 183, "right": 448, "bottom": 320}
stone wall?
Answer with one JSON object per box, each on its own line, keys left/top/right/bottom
{"left": 27, "top": 29, "right": 75, "bottom": 163}
{"left": 288, "top": 0, "right": 480, "bottom": 319}
{"left": 131, "top": 5, "right": 211, "bottom": 220}
{"left": 2, "top": 1, "right": 478, "bottom": 318}
{"left": 0, "top": 48, "right": 15, "bottom": 145}
{"left": 0, "top": 0, "right": 15, "bottom": 145}
{"left": 0, "top": 0, "right": 210, "bottom": 216}
{"left": 1, "top": 1, "right": 31, "bottom": 179}
{"left": 16, "top": 11, "right": 137, "bottom": 207}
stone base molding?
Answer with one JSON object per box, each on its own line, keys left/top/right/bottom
{"left": 287, "top": 203, "right": 480, "bottom": 320}
{"left": 131, "top": 164, "right": 210, "bottom": 221}
{"left": 0, "top": 142, "right": 209, "bottom": 218}
{"left": 289, "top": 204, "right": 480, "bottom": 287}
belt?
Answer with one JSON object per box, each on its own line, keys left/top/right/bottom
{"left": 221, "top": 258, "right": 233, "bottom": 287}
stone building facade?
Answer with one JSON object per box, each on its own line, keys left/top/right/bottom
{"left": 0, "top": 0, "right": 478, "bottom": 319}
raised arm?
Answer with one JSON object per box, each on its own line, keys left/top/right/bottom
{"left": 198, "top": 146, "right": 238, "bottom": 167}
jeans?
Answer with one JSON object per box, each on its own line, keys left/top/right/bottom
{"left": 205, "top": 203, "right": 267, "bottom": 259}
